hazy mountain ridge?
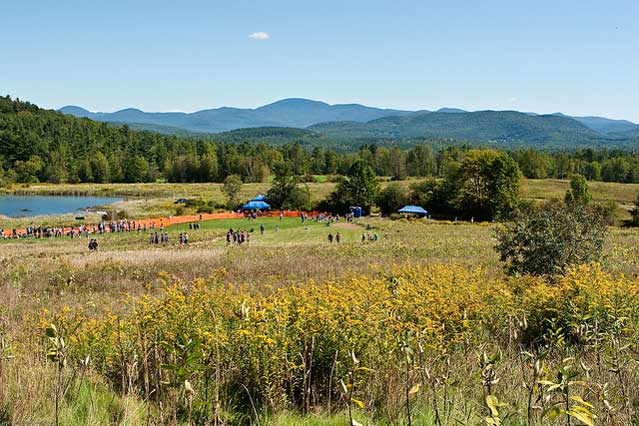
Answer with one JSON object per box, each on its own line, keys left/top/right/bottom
{"left": 59, "top": 98, "right": 416, "bottom": 133}
{"left": 59, "top": 99, "right": 639, "bottom": 139}
{"left": 59, "top": 98, "right": 639, "bottom": 149}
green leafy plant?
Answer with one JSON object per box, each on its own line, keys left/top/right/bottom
{"left": 539, "top": 358, "right": 595, "bottom": 426}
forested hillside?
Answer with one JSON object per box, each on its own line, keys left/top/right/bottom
{"left": 3, "top": 96, "right": 639, "bottom": 186}
{"left": 309, "top": 110, "right": 638, "bottom": 148}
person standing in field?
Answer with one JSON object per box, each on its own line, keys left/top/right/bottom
{"left": 260, "top": 223, "right": 265, "bottom": 235}
{"left": 328, "top": 233, "right": 334, "bottom": 243}
{"left": 336, "top": 232, "right": 341, "bottom": 243}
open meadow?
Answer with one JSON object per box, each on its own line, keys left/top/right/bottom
{"left": 2, "top": 177, "right": 638, "bottom": 227}
{"left": 2, "top": 180, "right": 639, "bottom": 425}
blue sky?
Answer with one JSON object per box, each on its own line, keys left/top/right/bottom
{"left": 1, "top": 0, "right": 637, "bottom": 121}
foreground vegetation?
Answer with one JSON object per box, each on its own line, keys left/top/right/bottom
{"left": 2, "top": 212, "right": 639, "bottom": 424}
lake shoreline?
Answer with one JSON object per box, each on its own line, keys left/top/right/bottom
{"left": 0, "top": 195, "right": 123, "bottom": 218}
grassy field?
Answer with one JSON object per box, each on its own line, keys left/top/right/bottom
{"left": 2, "top": 180, "right": 639, "bottom": 425}
{"left": 2, "top": 177, "right": 638, "bottom": 222}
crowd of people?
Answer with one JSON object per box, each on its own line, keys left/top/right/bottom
{"left": 226, "top": 228, "right": 251, "bottom": 245}
{"left": 1, "top": 224, "right": 98, "bottom": 239}
{"left": 1, "top": 210, "right": 379, "bottom": 250}
{"left": 149, "top": 232, "right": 170, "bottom": 245}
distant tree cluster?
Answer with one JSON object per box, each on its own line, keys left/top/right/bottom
{"left": 327, "top": 149, "right": 522, "bottom": 221}
{"left": 511, "top": 148, "right": 639, "bottom": 183}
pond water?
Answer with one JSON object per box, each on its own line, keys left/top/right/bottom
{"left": 0, "top": 195, "right": 122, "bottom": 217}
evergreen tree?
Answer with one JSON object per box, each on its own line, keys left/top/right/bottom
{"left": 564, "top": 174, "right": 592, "bottom": 205}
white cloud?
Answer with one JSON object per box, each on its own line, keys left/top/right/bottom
{"left": 248, "top": 32, "right": 270, "bottom": 41}
{"left": 509, "top": 97, "right": 518, "bottom": 103}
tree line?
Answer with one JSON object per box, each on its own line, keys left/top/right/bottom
{"left": 3, "top": 96, "right": 639, "bottom": 186}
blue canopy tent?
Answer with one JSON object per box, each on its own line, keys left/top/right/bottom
{"left": 242, "top": 200, "right": 271, "bottom": 211}
{"left": 397, "top": 205, "right": 428, "bottom": 217}
{"left": 251, "top": 194, "right": 268, "bottom": 201}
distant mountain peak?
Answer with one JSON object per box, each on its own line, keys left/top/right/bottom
{"left": 436, "top": 107, "right": 467, "bottom": 114}
{"left": 259, "top": 98, "right": 330, "bottom": 109}
{"left": 114, "top": 108, "right": 145, "bottom": 114}
{"left": 59, "top": 105, "right": 91, "bottom": 114}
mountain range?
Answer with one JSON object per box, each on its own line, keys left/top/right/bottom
{"left": 59, "top": 98, "right": 639, "bottom": 148}
{"left": 59, "top": 99, "right": 418, "bottom": 133}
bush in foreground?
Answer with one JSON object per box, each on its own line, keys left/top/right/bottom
{"left": 496, "top": 201, "right": 608, "bottom": 276}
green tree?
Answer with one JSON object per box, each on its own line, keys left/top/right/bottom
{"left": 267, "top": 162, "right": 310, "bottom": 210}
{"left": 564, "top": 173, "right": 592, "bottom": 205}
{"left": 512, "top": 149, "right": 552, "bottom": 179}
{"left": 91, "top": 152, "right": 110, "bottom": 183}
{"left": 601, "top": 157, "right": 630, "bottom": 182}
{"left": 124, "top": 155, "right": 150, "bottom": 183}
{"left": 39, "top": 152, "right": 68, "bottom": 183}
{"left": 198, "top": 153, "right": 218, "bottom": 182}
{"left": 222, "top": 175, "right": 243, "bottom": 210}
{"left": 376, "top": 183, "right": 409, "bottom": 216}
{"left": 406, "top": 144, "right": 436, "bottom": 177}
{"left": 108, "top": 155, "right": 125, "bottom": 183}
{"left": 409, "top": 178, "right": 455, "bottom": 217}
{"left": 582, "top": 161, "right": 602, "bottom": 181}
{"left": 451, "top": 150, "right": 521, "bottom": 220}
{"left": 14, "top": 155, "right": 44, "bottom": 183}
{"left": 495, "top": 201, "right": 608, "bottom": 276}
{"left": 77, "top": 159, "right": 94, "bottom": 183}
{"left": 327, "top": 160, "right": 379, "bottom": 214}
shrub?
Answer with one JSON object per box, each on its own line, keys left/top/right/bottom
{"left": 495, "top": 201, "right": 608, "bottom": 276}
